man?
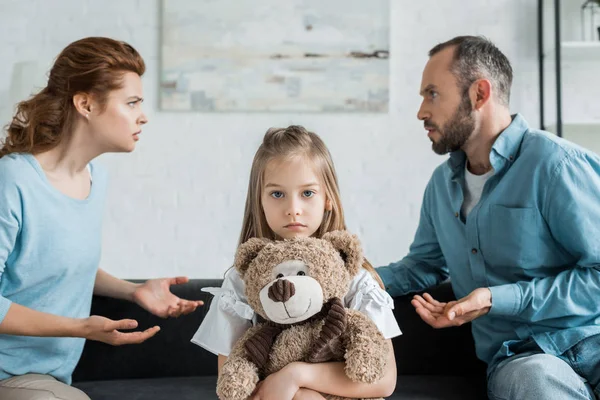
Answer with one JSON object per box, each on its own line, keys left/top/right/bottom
{"left": 377, "top": 35, "right": 600, "bottom": 399}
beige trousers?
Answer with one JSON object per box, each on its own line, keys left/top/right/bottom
{"left": 0, "top": 374, "right": 89, "bottom": 400}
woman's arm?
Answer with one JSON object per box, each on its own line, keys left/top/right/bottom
{"left": 253, "top": 340, "right": 397, "bottom": 400}
{"left": 0, "top": 302, "right": 159, "bottom": 344}
{"left": 94, "top": 268, "right": 139, "bottom": 300}
{"left": 0, "top": 272, "right": 157, "bottom": 343}
{"left": 94, "top": 269, "right": 203, "bottom": 317}
{"left": 0, "top": 302, "right": 88, "bottom": 337}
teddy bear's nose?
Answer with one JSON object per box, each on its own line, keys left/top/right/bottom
{"left": 268, "top": 279, "right": 295, "bottom": 303}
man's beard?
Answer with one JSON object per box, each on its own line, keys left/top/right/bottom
{"left": 428, "top": 95, "right": 475, "bottom": 155}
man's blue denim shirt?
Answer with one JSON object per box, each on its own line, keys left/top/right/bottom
{"left": 378, "top": 114, "right": 600, "bottom": 372}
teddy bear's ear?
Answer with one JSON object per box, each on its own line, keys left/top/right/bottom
{"left": 233, "top": 238, "right": 271, "bottom": 277}
{"left": 322, "top": 230, "right": 363, "bottom": 276}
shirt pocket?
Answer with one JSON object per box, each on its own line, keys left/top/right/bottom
{"left": 487, "top": 205, "right": 540, "bottom": 268}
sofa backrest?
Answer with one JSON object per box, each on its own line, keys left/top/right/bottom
{"left": 391, "top": 281, "right": 487, "bottom": 377}
{"left": 73, "top": 279, "right": 487, "bottom": 382}
{"left": 73, "top": 279, "right": 221, "bottom": 382}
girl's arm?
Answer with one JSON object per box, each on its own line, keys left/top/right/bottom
{"left": 0, "top": 301, "right": 159, "bottom": 344}
{"left": 296, "top": 341, "right": 396, "bottom": 397}
{"left": 253, "top": 339, "right": 397, "bottom": 399}
{"left": 218, "top": 354, "right": 228, "bottom": 374}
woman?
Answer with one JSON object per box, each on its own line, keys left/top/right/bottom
{"left": 0, "top": 37, "right": 202, "bottom": 400}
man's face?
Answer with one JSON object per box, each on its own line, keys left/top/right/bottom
{"left": 418, "top": 47, "right": 475, "bottom": 155}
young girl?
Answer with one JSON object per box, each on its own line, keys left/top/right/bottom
{"left": 0, "top": 37, "right": 202, "bottom": 400}
{"left": 193, "top": 126, "right": 400, "bottom": 399}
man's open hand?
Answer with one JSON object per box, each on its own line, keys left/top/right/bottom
{"left": 411, "top": 287, "right": 492, "bottom": 328}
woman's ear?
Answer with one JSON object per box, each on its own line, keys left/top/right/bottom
{"left": 233, "top": 238, "right": 271, "bottom": 278}
{"left": 73, "top": 93, "right": 93, "bottom": 118}
{"left": 325, "top": 199, "right": 332, "bottom": 211}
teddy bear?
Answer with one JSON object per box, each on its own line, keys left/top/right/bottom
{"left": 216, "top": 230, "right": 389, "bottom": 400}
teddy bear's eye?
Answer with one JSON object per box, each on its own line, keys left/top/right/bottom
{"left": 276, "top": 273, "right": 284, "bottom": 279}
{"left": 297, "top": 271, "right": 305, "bottom": 276}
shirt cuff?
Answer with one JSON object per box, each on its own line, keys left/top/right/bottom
{"left": 488, "top": 284, "right": 522, "bottom": 317}
{"left": 376, "top": 266, "right": 400, "bottom": 295}
{"left": 378, "top": 307, "right": 402, "bottom": 339}
{"left": 190, "top": 336, "right": 231, "bottom": 357}
{"left": 0, "top": 296, "right": 12, "bottom": 324}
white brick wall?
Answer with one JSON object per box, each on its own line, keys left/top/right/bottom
{"left": 0, "top": 0, "right": 543, "bottom": 278}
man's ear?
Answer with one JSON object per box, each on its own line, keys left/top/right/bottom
{"left": 233, "top": 238, "right": 271, "bottom": 278}
{"left": 73, "top": 92, "right": 93, "bottom": 118}
{"left": 322, "top": 230, "right": 363, "bottom": 276}
{"left": 472, "top": 79, "right": 492, "bottom": 110}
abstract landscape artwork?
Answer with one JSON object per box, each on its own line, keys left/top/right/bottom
{"left": 160, "top": 0, "right": 390, "bottom": 112}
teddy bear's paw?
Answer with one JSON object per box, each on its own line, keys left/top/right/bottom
{"left": 216, "top": 361, "right": 259, "bottom": 400}
{"left": 216, "top": 376, "right": 255, "bottom": 400}
{"left": 344, "top": 348, "right": 386, "bottom": 384}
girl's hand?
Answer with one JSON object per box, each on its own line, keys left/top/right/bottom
{"left": 83, "top": 315, "right": 160, "bottom": 345}
{"left": 251, "top": 363, "right": 302, "bottom": 400}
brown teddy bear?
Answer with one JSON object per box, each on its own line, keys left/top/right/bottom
{"left": 216, "top": 230, "right": 389, "bottom": 400}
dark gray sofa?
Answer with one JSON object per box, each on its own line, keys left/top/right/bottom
{"left": 72, "top": 280, "right": 487, "bottom": 399}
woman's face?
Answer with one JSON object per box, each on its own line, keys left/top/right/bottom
{"left": 89, "top": 71, "right": 148, "bottom": 153}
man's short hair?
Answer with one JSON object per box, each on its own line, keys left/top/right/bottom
{"left": 429, "top": 36, "right": 513, "bottom": 106}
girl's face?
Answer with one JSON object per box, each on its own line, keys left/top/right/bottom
{"left": 261, "top": 156, "right": 328, "bottom": 240}
{"left": 89, "top": 71, "right": 148, "bottom": 153}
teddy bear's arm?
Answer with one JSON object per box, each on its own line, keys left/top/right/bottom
{"left": 308, "top": 297, "right": 347, "bottom": 363}
{"left": 216, "top": 325, "right": 268, "bottom": 400}
{"left": 341, "top": 309, "right": 389, "bottom": 384}
{"left": 244, "top": 323, "right": 282, "bottom": 369}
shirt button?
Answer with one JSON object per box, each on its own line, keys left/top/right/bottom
{"left": 471, "top": 248, "right": 478, "bottom": 254}
{"left": 454, "top": 212, "right": 459, "bottom": 218}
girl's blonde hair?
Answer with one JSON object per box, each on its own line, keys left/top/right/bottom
{"left": 238, "top": 125, "right": 384, "bottom": 288}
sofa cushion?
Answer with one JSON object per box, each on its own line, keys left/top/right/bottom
{"left": 389, "top": 375, "right": 486, "bottom": 399}
{"left": 73, "top": 376, "right": 218, "bottom": 400}
{"left": 73, "top": 375, "right": 484, "bottom": 400}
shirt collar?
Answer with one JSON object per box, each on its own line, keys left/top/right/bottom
{"left": 491, "top": 113, "right": 528, "bottom": 162}
{"left": 447, "top": 113, "right": 528, "bottom": 173}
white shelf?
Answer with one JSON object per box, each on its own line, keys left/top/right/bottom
{"left": 545, "top": 42, "right": 600, "bottom": 61}
{"left": 548, "top": 123, "right": 600, "bottom": 135}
